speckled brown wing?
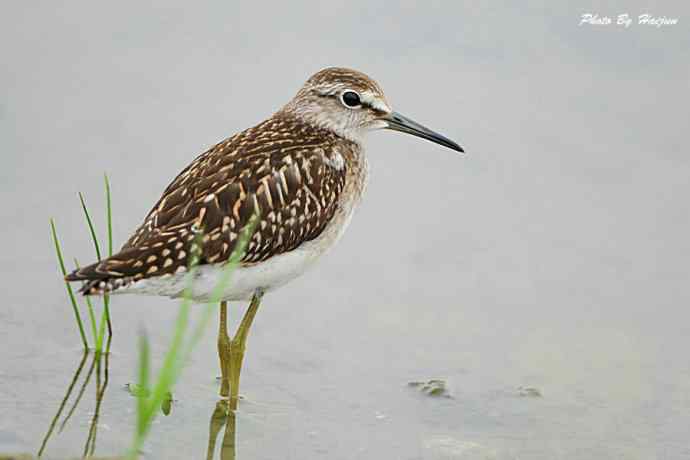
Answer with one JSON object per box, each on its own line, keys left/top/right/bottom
{"left": 66, "top": 115, "right": 352, "bottom": 294}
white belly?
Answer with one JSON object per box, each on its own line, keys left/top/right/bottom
{"left": 187, "top": 237, "right": 334, "bottom": 301}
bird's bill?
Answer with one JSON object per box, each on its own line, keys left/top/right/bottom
{"left": 382, "top": 111, "right": 464, "bottom": 153}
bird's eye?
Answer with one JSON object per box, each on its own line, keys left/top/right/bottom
{"left": 340, "top": 91, "right": 362, "bottom": 108}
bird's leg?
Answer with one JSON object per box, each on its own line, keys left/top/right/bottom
{"left": 218, "top": 301, "right": 231, "bottom": 398}
{"left": 228, "top": 290, "right": 264, "bottom": 410}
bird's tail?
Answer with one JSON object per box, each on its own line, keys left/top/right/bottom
{"left": 65, "top": 228, "right": 202, "bottom": 295}
{"left": 65, "top": 247, "right": 149, "bottom": 295}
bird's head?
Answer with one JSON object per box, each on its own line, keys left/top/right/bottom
{"left": 282, "top": 67, "right": 463, "bottom": 153}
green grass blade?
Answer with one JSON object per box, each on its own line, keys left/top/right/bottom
{"left": 136, "top": 333, "right": 150, "bottom": 438}
{"left": 103, "top": 174, "right": 113, "bottom": 353}
{"left": 104, "top": 174, "right": 113, "bottom": 257}
{"left": 104, "top": 294, "right": 112, "bottom": 353}
{"left": 74, "top": 258, "right": 98, "bottom": 343}
{"left": 50, "top": 219, "right": 88, "bottom": 349}
{"left": 95, "top": 304, "right": 108, "bottom": 353}
{"left": 78, "top": 192, "right": 102, "bottom": 261}
{"left": 84, "top": 297, "right": 98, "bottom": 345}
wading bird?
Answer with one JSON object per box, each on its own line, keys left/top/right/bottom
{"left": 66, "top": 67, "right": 463, "bottom": 408}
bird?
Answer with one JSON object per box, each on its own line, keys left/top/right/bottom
{"left": 65, "top": 67, "right": 463, "bottom": 408}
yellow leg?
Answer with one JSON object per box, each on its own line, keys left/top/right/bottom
{"left": 228, "top": 291, "right": 264, "bottom": 410}
{"left": 218, "top": 301, "right": 231, "bottom": 398}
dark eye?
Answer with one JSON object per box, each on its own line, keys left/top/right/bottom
{"left": 341, "top": 90, "right": 361, "bottom": 108}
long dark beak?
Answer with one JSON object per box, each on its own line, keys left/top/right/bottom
{"left": 383, "top": 111, "right": 464, "bottom": 153}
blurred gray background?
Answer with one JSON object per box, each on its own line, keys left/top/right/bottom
{"left": 1, "top": 2, "right": 689, "bottom": 459}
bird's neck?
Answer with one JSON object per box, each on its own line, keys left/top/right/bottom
{"left": 276, "top": 104, "right": 365, "bottom": 146}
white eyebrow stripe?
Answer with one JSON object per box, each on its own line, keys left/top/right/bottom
{"left": 360, "top": 91, "right": 391, "bottom": 113}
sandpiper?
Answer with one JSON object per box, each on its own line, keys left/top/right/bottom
{"left": 66, "top": 67, "right": 463, "bottom": 407}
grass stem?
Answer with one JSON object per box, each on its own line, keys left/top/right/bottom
{"left": 104, "top": 174, "right": 113, "bottom": 352}
{"left": 78, "top": 192, "right": 102, "bottom": 261}
{"left": 74, "top": 258, "right": 99, "bottom": 345}
{"left": 50, "top": 219, "right": 88, "bottom": 349}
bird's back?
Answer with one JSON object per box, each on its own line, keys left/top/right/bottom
{"left": 67, "top": 112, "right": 363, "bottom": 295}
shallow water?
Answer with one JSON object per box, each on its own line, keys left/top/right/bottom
{"left": 5, "top": 281, "right": 689, "bottom": 459}
{"left": 2, "top": 2, "right": 689, "bottom": 459}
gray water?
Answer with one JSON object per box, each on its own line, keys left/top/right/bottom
{"left": 1, "top": 2, "right": 689, "bottom": 459}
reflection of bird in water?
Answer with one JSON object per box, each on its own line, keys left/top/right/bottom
{"left": 65, "top": 67, "right": 464, "bottom": 409}
{"left": 206, "top": 400, "right": 237, "bottom": 460}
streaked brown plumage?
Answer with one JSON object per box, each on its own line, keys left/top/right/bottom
{"left": 68, "top": 116, "right": 354, "bottom": 294}
{"left": 65, "top": 67, "right": 463, "bottom": 300}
